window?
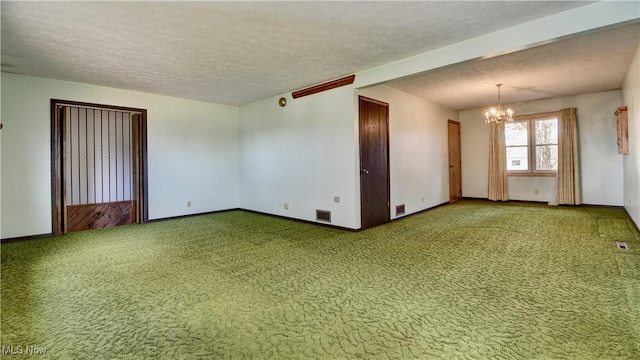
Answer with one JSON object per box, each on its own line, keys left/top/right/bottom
{"left": 505, "top": 112, "right": 558, "bottom": 176}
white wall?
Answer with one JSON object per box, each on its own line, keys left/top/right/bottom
{"left": 239, "top": 86, "right": 359, "bottom": 229}
{"left": 622, "top": 43, "right": 640, "bottom": 228}
{"left": 238, "top": 84, "right": 457, "bottom": 229}
{"left": 1, "top": 73, "right": 239, "bottom": 239}
{"left": 460, "top": 90, "right": 624, "bottom": 206}
{"left": 0, "top": 75, "right": 3, "bottom": 239}
{"left": 357, "top": 85, "right": 457, "bottom": 219}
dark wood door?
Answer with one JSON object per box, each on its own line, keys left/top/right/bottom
{"left": 448, "top": 120, "right": 462, "bottom": 202}
{"left": 359, "top": 96, "right": 390, "bottom": 229}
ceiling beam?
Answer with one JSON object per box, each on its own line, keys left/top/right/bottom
{"left": 354, "top": 1, "right": 640, "bottom": 89}
{"left": 292, "top": 75, "right": 356, "bottom": 99}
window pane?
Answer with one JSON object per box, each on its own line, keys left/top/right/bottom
{"left": 505, "top": 121, "right": 528, "bottom": 146}
{"left": 536, "top": 145, "right": 558, "bottom": 170}
{"left": 535, "top": 118, "right": 558, "bottom": 145}
{"left": 507, "top": 146, "right": 528, "bottom": 171}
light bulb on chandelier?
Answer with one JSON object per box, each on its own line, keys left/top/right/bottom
{"left": 485, "top": 84, "right": 514, "bottom": 124}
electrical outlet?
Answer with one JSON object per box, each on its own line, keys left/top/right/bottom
{"left": 422, "top": 197, "right": 425, "bottom": 203}
{"left": 534, "top": 189, "right": 539, "bottom": 195}
{"left": 187, "top": 201, "right": 191, "bottom": 208}
{"left": 284, "top": 202, "right": 289, "bottom": 210}
{"left": 334, "top": 196, "right": 340, "bottom": 203}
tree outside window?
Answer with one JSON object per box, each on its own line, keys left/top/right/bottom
{"left": 505, "top": 113, "right": 558, "bottom": 176}
{"left": 535, "top": 119, "right": 558, "bottom": 171}
{"left": 505, "top": 121, "right": 528, "bottom": 171}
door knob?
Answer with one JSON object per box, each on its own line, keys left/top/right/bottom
{"left": 361, "top": 168, "right": 369, "bottom": 174}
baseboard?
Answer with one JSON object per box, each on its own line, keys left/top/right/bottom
{"left": 2, "top": 209, "right": 241, "bottom": 243}
{"left": 246, "top": 201, "right": 455, "bottom": 231}
{"left": 391, "top": 201, "right": 450, "bottom": 222}
{"left": 577, "top": 203, "right": 625, "bottom": 209}
{"left": 148, "top": 208, "right": 241, "bottom": 223}
{"left": 461, "top": 197, "right": 626, "bottom": 209}
{"left": 1, "top": 232, "right": 53, "bottom": 244}
{"left": 239, "top": 209, "right": 359, "bottom": 232}
{"left": 468, "top": 198, "right": 553, "bottom": 206}
{"left": 0, "top": 202, "right": 461, "bottom": 242}
{"left": 0, "top": 208, "right": 356, "bottom": 243}
{"left": 6, "top": 201, "right": 635, "bottom": 244}
{"left": 151, "top": 208, "right": 358, "bottom": 232}
{"left": 623, "top": 208, "right": 640, "bottom": 234}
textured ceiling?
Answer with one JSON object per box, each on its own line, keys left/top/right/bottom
{"left": 386, "top": 23, "right": 640, "bottom": 110}
{"left": 1, "top": 1, "right": 597, "bottom": 106}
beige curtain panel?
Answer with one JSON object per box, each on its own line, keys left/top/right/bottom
{"left": 488, "top": 122, "right": 508, "bottom": 201}
{"left": 557, "top": 108, "right": 581, "bottom": 205}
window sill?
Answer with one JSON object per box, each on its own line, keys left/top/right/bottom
{"left": 507, "top": 172, "right": 557, "bottom": 177}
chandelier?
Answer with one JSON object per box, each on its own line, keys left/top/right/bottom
{"left": 485, "top": 84, "right": 514, "bottom": 124}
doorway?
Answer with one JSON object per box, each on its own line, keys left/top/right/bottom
{"left": 359, "top": 96, "right": 390, "bottom": 230}
{"left": 448, "top": 120, "right": 462, "bottom": 202}
{"left": 51, "top": 100, "right": 148, "bottom": 234}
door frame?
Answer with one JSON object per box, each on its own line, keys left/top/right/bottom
{"left": 50, "top": 99, "right": 148, "bottom": 235}
{"left": 358, "top": 95, "right": 390, "bottom": 229}
{"left": 447, "top": 119, "right": 462, "bottom": 202}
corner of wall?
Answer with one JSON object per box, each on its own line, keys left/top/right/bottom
{"left": 237, "top": 87, "right": 360, "bottom": 229}
{"left": 621, "top": 42, "right": 640, "bottom": 228}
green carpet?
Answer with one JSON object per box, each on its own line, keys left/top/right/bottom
{"left": 2, "top": 200, "right": 639, "bottom": 359}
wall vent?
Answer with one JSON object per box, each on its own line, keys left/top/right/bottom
{"left": 316, "top": 210, "right": 331, "bottom": 223}
{"left": 617, "top": 241, "right": 628, "bottom": 250}
{"left": 396, "top": 204, "right": 405, "bottom": 216}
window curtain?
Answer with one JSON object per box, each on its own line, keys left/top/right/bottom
{"left": 488, "top": 122, "right": 508, "bottom": 201}
{"left": 557, "top": 108, "right": 581, "bottom": 205}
